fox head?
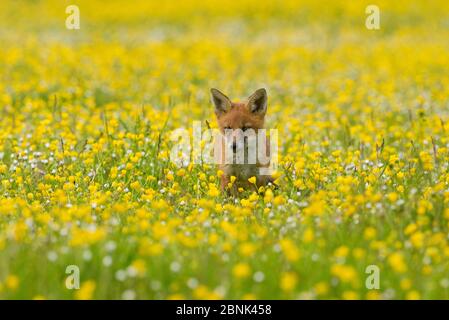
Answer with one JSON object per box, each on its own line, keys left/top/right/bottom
{"left": 210, "top": 88, "right": 268, "bottom": 155}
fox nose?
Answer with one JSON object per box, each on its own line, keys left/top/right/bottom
{"left": 232, "top": 142, "right": 237, "bottom": 152}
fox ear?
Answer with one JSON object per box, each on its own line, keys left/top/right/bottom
{"left": 247, "top": 88, "right": 267, "bottom": 115}
{"left": 210, "top": 88, "right": 231, "bottom": 116}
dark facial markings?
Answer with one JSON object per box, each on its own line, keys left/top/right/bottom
{"left": 223, "top": 125, "right": 252, "bottom": 130}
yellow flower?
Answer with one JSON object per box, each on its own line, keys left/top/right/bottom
{"left": 364, "top": 227, "right": 377, "bottom": 240}
{"left": 232, "top": 263, "right": 251, "bottom": 278}
{"left": 208, "top": 184, "right": 220, "bottom": 197}
{"left": 314, "top": 282, "right": 329, "bottom": 296}
{"left": 166, "top": 172, "right": 174, "bottom": 181}
{"left": 176, "top": 168, "right": 186, "bottom": 177}
{"left": 280, "top": 272, "right": 298, "bottom": 292}
{"left": 404, "top": 223, "right": 417, "bottom": 235}
{"left": 353, "top": 248, "right": 366, "bottom": 260}
{"left": 75, "top": 280, "right": 96, "bottom": 300}
{"left": 139, "top": 242, "right": 163, "bottom": 256}
{"left": 264, "top": 189, "right": 274, "bottom": 202}
{"left": 387, "top": 192, "right": 398, "bottom": 202}
{"left": 410, "top": 232, "right": 424, "bottom": 248}
{"left": 193, "top": 285, "right": 222, "bottom": 299}
{"left": 130, "top": 180, "right": 141, "bottom": 191}
{"left": 334, "top": 246, "right": 349, "bottom": 258}
{"left": 242, "top": 293, "right": 257, "bottom": 300}
{"left": 167, "top": 293, "right": 185, "bottom": 300}
{"left": 239, "top": 243, "right": 256, "bottom": 257}
{"left": 248, "top": 176, "right": 256, "bottom": 184}
{"left": 5, "top": 275, "right": 19, "bottom": 290}
{"left": 342, "top": 291, "right": 359, "bottom": 300}
{"left": 400, "top": 278, "right": 412, "bottom": 290}
{"left": 366, "top": 291, "right": 381, "bottom": 300}
{"left": 406, "top": 290, "right": 421, "bottom": 300}
{"left": 0, "top": 164, "right": 7, "bottom": 174}
{"left": 130, "top": 259, "right": 147, "bottom": 277}
{"left": 330, "top": 264, "right": 357, "bottom": 283}
{"left": 388, "top": 252, "right": 408, "bottom": 273}
{"left": 303, "top": 228, "right": 314, "bottom": 243}
{"left": 279, "top": 239, "right": 300, "bottom": 262}
{"left": 273, "top": 195, "right": 286, "bottom": 206}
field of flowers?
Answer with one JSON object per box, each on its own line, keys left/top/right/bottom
{"left": 1, "top": 0, "right": 449, "bottom": 299}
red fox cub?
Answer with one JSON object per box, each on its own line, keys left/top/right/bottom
{"left": 210, "top": 88, "right": 273, "bottom": 194}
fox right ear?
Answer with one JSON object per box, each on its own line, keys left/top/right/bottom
{"left": 210, "top": 88, "right": 231, "bottom": 116}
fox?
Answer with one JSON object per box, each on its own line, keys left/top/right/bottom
{"left": 210, "top": 88, "right": 274, "bottom": 194}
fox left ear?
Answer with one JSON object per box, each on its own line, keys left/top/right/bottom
{"left": 247, "top": 88, "right": 267, "bottom": 115}
{"left": 210, "top": 88, "right": 231, "bottom": 116}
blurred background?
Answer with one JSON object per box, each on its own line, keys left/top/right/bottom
{"left": 1, "top": 0, "right": 448, "bottom": 116}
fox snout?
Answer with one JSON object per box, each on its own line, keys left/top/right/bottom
{"left": 225, "top": 128, "right": 255, "bottom": 154}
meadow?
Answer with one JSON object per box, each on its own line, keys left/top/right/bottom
{"left": 0, "top": 0, "right": 449, "bottom": 299}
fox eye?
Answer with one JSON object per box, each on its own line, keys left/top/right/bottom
{"left": 224, "top": 126, "right": 231, "bottom": 130}
{"left": 242, "top": 127, "right": 249, "bottom": 131}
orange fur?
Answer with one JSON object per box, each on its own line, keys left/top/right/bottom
{"left": 210, "top": 88, "right": 273, "bottom": 195}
